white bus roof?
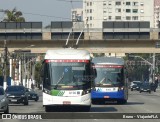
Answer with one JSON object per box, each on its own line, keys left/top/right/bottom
{"left": 92, "top": 57, "right": 124, "bottom": 65}
{"left": 44, "top": 48, "right": 91, "bottom": 60}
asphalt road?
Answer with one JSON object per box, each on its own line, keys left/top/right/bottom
{"left": 1, "top": 89, "right": 160, "bottom": 122}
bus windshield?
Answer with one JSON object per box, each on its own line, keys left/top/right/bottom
{"left": 43, "top": 61, "right": 91, "bottom": 90}
{"left": 94, "top": 66, "right": 124, "bottom": 87}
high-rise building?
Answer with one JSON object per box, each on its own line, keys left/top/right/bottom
{"left": 83, "top": 0, "right": 154, "bottom": 28}
{"left": 71, "top": 8, "right": 83, "bottom": 22}
{"left": 154, "top": 0, "right": 160, "bottom": 28}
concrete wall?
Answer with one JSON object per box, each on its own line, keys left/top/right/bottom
{"left": 43, "top": 32, "right": 51, "bottom": 40}
{"left": 84, "top": 32, "right": 102, "bottom": 40}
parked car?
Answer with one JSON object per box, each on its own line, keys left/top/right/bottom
{"left": 0, "top": 86, "right": 9, "bottom": 113}
{"left": 130, "top": 81, "right": 141, "bottom": 91}
{"left": 139, "top": 83, "right": 151, "bottom": 93}
{"left": 5, "top": 85, "right": 29, "bottom": 105}
{"left": 27, "top": 88, "right": 39, "bottom": 101}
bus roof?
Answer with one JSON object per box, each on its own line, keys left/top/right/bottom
{"left": 92, "top": 57, "right": 124, "bottom": 65}
{"left": 44, "top": 48, "right": 91, "bottom": 60}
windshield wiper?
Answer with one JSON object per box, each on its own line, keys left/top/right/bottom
{"left": 54, "top": 72, "right": 64, "bottom": 89}
{"left": 97, "top": 78, "right": 113, "bottom": 85}
{"left": 99, "top": 77, "right": 106, "bottom": 84}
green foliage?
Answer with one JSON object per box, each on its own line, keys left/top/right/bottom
{"left": 3, "top": 7, "right": 25, "bottom": 22}
{"left": 34, "top": 62, "right": 42, "bottom": 86}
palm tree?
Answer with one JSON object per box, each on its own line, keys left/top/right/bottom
{"left": 3, "top": 7, "right": 25, "bottom": 22}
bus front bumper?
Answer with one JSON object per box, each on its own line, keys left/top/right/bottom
{"left": 43, "top": 92, "right": 91, "bottom": 106}
{"left": 91, "top": 90, "right": 125, "bottom": 99}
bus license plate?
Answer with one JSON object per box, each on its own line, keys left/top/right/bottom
{"left": 63, "top": 101, "right": 71, "bottom": 105}
{"left": 104, "top": 96, "right": 109, "bottom": 98}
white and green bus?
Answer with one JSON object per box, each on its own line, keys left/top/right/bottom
{"left": 41, "top": 48, "right": 93, "bottom": 112}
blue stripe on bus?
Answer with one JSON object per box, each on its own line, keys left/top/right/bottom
{"left": 91, "top": 90, "right": 125, "bottom": 99}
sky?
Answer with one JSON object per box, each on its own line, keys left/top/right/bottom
{"left": 0, "top": 0, "right": 82, "bottom": 26}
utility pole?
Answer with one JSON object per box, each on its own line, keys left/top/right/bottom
{"left": 3, "top": 40, "right": 7, "bottom": 90}
{"left": 153, "top": 53, "right": 156, "bottom": 83}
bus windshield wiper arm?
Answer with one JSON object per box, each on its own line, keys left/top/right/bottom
{"left": 99, "top": 77, "right": 106, "bottom": 84}
{"left": 97, "top": 78, "right": 113, "bottom": 85}
{"left": 54, "top": 72, "right": 64, "bottom": 89}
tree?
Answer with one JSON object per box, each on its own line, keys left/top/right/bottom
{"left": 34, "top": 62, "right": 42, "bottom": 88}
{"left": 3, "top": 7, "right": 25, "bottom": 22}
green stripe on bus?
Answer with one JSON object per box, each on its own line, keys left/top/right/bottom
{"left": 50, "top": 90, "right": 65, "bottom": 96}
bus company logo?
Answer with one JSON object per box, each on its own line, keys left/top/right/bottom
{"left": 96, "top": 88, "right": 102, "bottom": 92}
{"left": 2, "top": 114, "right": 12, "bottom": 119}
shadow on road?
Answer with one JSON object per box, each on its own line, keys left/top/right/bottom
{"left": 90, "top": 106, "right": 117, "bottom": 112}
{"left": 125, "top": 101, "right": 144, "bottom": 105}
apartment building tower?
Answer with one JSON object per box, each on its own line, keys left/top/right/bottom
{"left": 71, "top": 8, "right": 83, "bottom": 22}
{"left": 83, "top": 0, "right": 154, "bottom": 28}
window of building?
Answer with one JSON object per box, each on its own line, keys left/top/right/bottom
{"left": 140, "top": 9, "right": 144, "bottom": 13}
{"left": 90, "top": 2, "right": 92, "bottom": 6}
{"left": 104, "top": 16, "right": 107, "bottom": 20}
{"left": 133, "top": 2, "right": 138, "bottom": 6}
{"left": 126, "top": 16, "right": 131, "bottom": 20}
{"left": 115, "top": 1, "right": 121, "bottom": 5}
{"left": 126, "top": 9, "right": 131, "bottom": 13}
{"left": 108, "top": 16, "right": 112, "bottom": 20}
{"left": 115, "top": 16, "right": 121, "bottom": 20}
{"left": 103, "top": 1, "right": 106, "bottom": 6}
{"left": 87, "top": 2, "right": 89, "bottom": 6}
{"left": 132, "top": 16, "right": 138, "bottom": 20}
{"left": 116, "top": 8, "right": 121, "bottom": 13}
{"left": 108, "top": 1, "right": 112, "bottom": 5}
{"left": 126, "top": 2, "right": 130, "bottom": 5}
{"left": 108, "top": 8, "right": 112, "bottom": 13}
{"left": 140, "top": 2, "right": 144, "bottom": 6}
{"left": 90, "top": 16, "right": 92, "bottom": 20}
{"left": 133, "top": 9, "right": 138, "bottom": 13}
{"left": 87, "top": 9, "right": 89, "bottom": 13}
{"left": 104, "top": 10, "right": 107, "bottom": 13}
{"left": 90, "top": 9, "right": 92, "bottom": 13}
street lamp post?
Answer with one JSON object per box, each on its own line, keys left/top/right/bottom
{"left": 3, "top": 40, "right": 7, "bottom": 90}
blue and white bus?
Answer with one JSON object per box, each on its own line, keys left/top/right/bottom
{"left": 41, "top": 48, "right": 93, "bottom": 112}
{"left": 91, "top": 57, "right": 128, "bottom": 104}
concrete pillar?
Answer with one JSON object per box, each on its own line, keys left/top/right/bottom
{"left": 84, "top": 32, "right": 102, "bottom": 40}
{"left": 150, "top": 31, "right": 159, "bottom": 40}
{"left": 42, "top": 32, "right": 51, "bottom": 40}
{"left": 19, "top": 60, "right": 21, "bottom": 85}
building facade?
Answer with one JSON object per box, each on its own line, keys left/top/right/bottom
{"left": 154, "top": 0, "right": 160, "bottom": 28}
{"left": 83, "top": 0, "right": 154, "bottom": 28}
{"left": 71, "top": 8, "right": 83, "bottom": 22}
